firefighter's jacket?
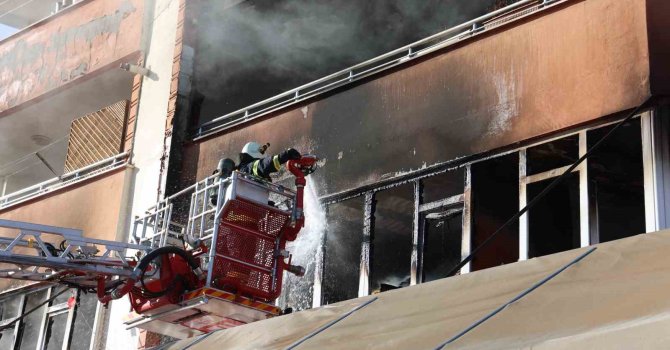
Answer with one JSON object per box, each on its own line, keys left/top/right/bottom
{"left": 239, "top": 148, "right": 301, "bottom": 180}
{"left": 239, "top": 155, "right": 284, "bottom": 181}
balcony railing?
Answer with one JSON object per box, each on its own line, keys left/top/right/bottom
{"left": 0, "top": 152, "right": 128, "bottom": 210}
{"left": 195, "top": 0, "right": 561, "bottom": 139}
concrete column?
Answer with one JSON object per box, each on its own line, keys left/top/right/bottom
{"left": 103, "top": 0, "right": 182, "bottom": 348}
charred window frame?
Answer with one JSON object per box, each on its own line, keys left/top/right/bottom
{"left": 316, "top": 110, "right": 664, "bottom": 305}
{"left": 518, "top": 112, "right": 658, "bottom": 259}
{"left": 0, "top": 285, "right": 101, "bottom": 350}
{"left": 318, "top": 167, "right": 470, "bottom": 303}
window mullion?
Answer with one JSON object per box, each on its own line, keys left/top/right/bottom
{"left": 61, "top": 290, "right": 77, "bottom": 350}
{"left": 578, "top": 130, "right": 590, "bottom": 247}
{"left": 461, "top": 165, "right": 472, "bottom": 274}
{"left": 10, "top": 294, "right": 26, "bottom": 350}
{"left": 410, "top": 180, "right": 423, "bottom": 285}
{"left": 358, "top": 191, "right": 375, "bottom": 297}
{"left": 35, "top": 288, "right": 52, "bottom": 350}
{"left": 519, "top": 149, "right": 529, "bottom": 261}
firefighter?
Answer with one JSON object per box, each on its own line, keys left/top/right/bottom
{"left": 239, "top": 142, "right": 301, "bottom": 181}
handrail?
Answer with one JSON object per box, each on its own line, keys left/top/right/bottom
{"left": 195, "top": 0, "right": 559, "bottom": 139}
{"left": 0, "top": 152, "right": 129, "bottom": 209}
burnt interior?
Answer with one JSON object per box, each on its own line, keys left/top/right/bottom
{"left": 588, "top": 119, "right": 645, "bottom": 243}
{"left": 322, "top": 197, "right": 364, "bottom": 305}
{"left": 422, "top": 168, "right": 464, "bottom": 203}
{"left": 370, "top": 184, "right": 414, "bottom": 292}
{"left": 422, "top": 207, "right": 463, "bottom": 282}
{"left": 527, "top": 173, "right": 581, "bottom": 258}
{"left": 471, "top": 153, "right": 519, "bottom": 270}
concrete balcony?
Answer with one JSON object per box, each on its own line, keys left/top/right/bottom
{"left": 0, "top": 0, "right": 145, "bottom": 114}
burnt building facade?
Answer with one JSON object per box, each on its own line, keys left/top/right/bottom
{"left": 0, "top": 0, "right": 668, "bottom": 348}
{"left": 170, "top": 0, "right": 670, "bottom": 311}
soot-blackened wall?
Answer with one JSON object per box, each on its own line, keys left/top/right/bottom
{"left": 179, "top": 0, "right": 651, "bottom": 197}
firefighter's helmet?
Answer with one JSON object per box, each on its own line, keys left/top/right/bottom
{"left": 241, "top": 142, "right": 269, "bottom": 159}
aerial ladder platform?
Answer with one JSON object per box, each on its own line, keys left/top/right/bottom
{"left": 0, "top": 155, "right": 318, "bottom": 339}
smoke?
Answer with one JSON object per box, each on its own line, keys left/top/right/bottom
{"left": 190, "top": 0, "right": 496, "bottom": 120}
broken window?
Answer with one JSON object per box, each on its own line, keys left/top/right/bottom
{"left": 370, "top": 185, "right": 414, "bottom": 293}
{"left": 421, "top": 207, "right": 463, "bottom": 282}
{"left": 527, "top": 134, "right": 579, "bottom": 175}
{"left": 70, "top": 292, "right": 98, "bottom": 350}
{"left": 422, "top": 169, "right": 464, "bottom": 203}
{"left": 471, "top": 153, "right": 519, "bottom": 270}
{"left": 18, "top": 289, "right": 48, "bottom": 350}
{"left": 322, "top": 197, "right": 364, "bottom": 305}
{"left": 528, "top": 172, "right": 581, "bottom": 258}
{"left": 588, "top": 119, "right": 645, "bottom": 242}
{"left": 0, "top": 296, "right": 20, "bottom": 349}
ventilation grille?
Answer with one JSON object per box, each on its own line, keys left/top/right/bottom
{"left": 64, "top": 100, "right": 128, "bottom": 173}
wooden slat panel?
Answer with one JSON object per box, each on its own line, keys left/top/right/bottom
{"left": 64, "top": 100, "right": 128, "bottom": 173}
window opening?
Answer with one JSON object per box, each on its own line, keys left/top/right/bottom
{"left": 588, "top": 118, "right": 645, "bottom": 242}
{"left": 527, "top": 134, "right": 579, "bottom": 175}
{"left": 0, "top": 296, "right": 21, "bottom": 349}
{"left": 322, "top": 197, "right": 364, "bottom": 304}
{"left": 370, "top": 184, "right": 413, "bottom": 293}
{"left": 18, "top": 289, "right": 48, "bottom": 350}
{"left": 44, "top": 312, "right": 68, "bottom": 350}
{"left": 422, "top": 169, "right": 464, "bottom": 203}
{"left": 528, "top": 172, "right": 581, "bottom": 258}
{"left": 70, "top": 292, "right": 97, "bottom": 350}
{"left": 421, "top": 207, "right": 463, "bottom": 283}
{"left": 471, "top": 153, "right": 519, "bottom": 270}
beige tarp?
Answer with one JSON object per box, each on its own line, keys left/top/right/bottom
{"left": 169, "top": 230, "right": 670, "bottom": 349}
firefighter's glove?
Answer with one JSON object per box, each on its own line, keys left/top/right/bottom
{"left": 279, "top": 148, "right": 301, "bottom": 163}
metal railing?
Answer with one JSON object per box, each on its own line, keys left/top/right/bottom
{"left": 0, "top": 152, "right": 129, "bottom": 210}
{"left": 195, "top": 0, "right": 562, "bottom": 139}
{"left": 132, "top": 171, "right": 297, "bottom": 287}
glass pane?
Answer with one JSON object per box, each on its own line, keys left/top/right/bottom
{"left": 528, "top": 173, "right": 581, "bottom": 258}
{"left": 370, "top": 184, "right": 413, "bottom": 293}
{"left": 53, "top": 288, "right": 72, "bottom": 305}
{"left": 422, "top": 169, "right": 464, "bottom": 203}
{"left": 471, "top": 153, "right": 519, "bottom": 271}
{"left": 19, "top": 289, "right": 48, "bottom": 350}
{"left": 588, "top": 118, "right": 645, "bottom": 242}
{"left": 70, "top": 292, "right": 98, "bottom": 350}
{"left": 527, "top": 134, "right": 579, "bottom": 175}
{"left": 422, "top": 209, "right": 462, "bottom": 282}
{"left": 45, "top": 312, "right": 68, "bottom": 350}
{"left": 322, "top": 197, "right": 363, "bottom": 305}
{"left": 0, "top": 329, "right": 14, "bottom": 349}
{"left": 0, "top": 296, "right": 22, "bottom": 349}
{"left": 0, "top": 297, "right": 21, "bottom": 320}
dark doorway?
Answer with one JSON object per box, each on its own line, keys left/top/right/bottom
{"left": 422, "top": 207, "right": 463, "bottom": 282}
{"left": 471, "top": 153, "right": 519, "bottom": 270}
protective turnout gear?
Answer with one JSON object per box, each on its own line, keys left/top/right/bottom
{"left": 239, "top": 147, "right": 302, "bottom": 181}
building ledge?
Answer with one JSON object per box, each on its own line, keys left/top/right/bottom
{"left": 170, "top": 229, "right": 670, "bottom": 349}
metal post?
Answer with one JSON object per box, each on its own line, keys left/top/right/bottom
{"left": 62, "top": 290, "right": 77, "bottom": 350}
{"left": 578, "top": 131, "right": 590, "bottom": 246}
{"left": 312, "top": 206, "right": 327, "bottom": 308}
{"left": 518, "top": 149, "right": 529, "bottom": 261}
{"left": 652, "top": 107, "right": 670, "bottom": 230}
{"left": 642, "top": 111, "right": 659, "bottom": 232}
{"left": 461, "top": 166, "right": 472, "bottom": 274}
{"left": 359, "top": 192, "right": 375, "bottom": 297}
{"left": 411, "top": 180, "right": 423, "bottom": 285}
